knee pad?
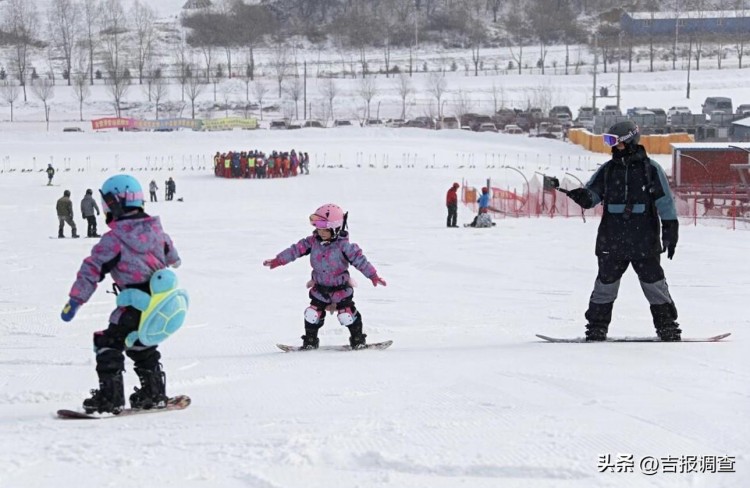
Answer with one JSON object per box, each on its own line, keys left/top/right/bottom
{"left": 337, "top": 307, "right": 357, "bottom": 326}
{"left": 304, "top": 306, "right": 323, "bottom": 325}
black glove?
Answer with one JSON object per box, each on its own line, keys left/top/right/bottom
{"left": 566, "top": 188, "right": 593, "bottom": 209}
{"left": 661, "top": 219, "right": 678, "bottom": 259}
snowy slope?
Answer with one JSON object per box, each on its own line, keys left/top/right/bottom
{"left": 0, "top": 124, "right": 747, "bottom": 488}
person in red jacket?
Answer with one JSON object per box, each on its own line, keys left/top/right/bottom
{"left": 446, "top": 182, "right": 459, "bottom": 227}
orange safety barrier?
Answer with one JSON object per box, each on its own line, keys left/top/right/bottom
{"left": 568, "top": 128, "right": 694, "bottom": 155}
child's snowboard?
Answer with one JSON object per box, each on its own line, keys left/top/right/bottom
{"left": 277, "top": 340, "right": 393, "bottom": 352}
{"left": 57, "top": 395, "right": 190, "bottom": 419}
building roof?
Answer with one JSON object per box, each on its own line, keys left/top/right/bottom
{"left": 628, "top": 10, "right": 749, "bottom": 20}
{"left": 671, "top": 142, "right": 750, "bottom": 150}
{"left": 183, "top": 0, "right": 212, "bottom": 9}
{"left": 731, "top": 116, "right": 750, "bottom": 128}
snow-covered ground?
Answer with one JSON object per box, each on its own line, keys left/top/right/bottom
{"left": 0, "top": 55, "right": 748, "bottom": 488}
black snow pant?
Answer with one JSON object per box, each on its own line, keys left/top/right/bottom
{"left": 85, "top": 215, "right": 98, "bottom": 237}
{"left": 447, "top": 203, "right": 457, "bottom": 227}
{"left": 150, "top": 191, "right": 157, "bottom": 202}
{"left": 585, "top": 254, "right": 677, "bottom": 335}
{"left": 93, "top": 306, "right": 161, "bottom": 378}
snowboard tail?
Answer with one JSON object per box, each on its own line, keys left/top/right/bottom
{"left": 277, "top": 340, "right": 393, "bottom": 352}
{"left": 536, "top": 333, "right": 731, "bottom": 343}
{"left": 57, "top": 395, "right": 190, "bottom": 419}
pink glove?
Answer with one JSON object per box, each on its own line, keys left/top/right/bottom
{"left": 263, "top": 258, "right": 282, "bottom": 269}
{"left": 370, "top": 275, "right": 387, "bottom": 287}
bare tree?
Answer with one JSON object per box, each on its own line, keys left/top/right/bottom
{"left": 526, "top": 0, "right": 562, "bottom": 75}
{"left": 283, "top": 75, "right": 304, "bottom": 120}
{"left": 0, "top": 81, "right": 21, "bottom": 121}
{"left": 734, "top": 0, "right": 749, "bottom": 68}
{"left": 47, "top": 0, "right": 80, "bottom": 86}
{"left": 100, "top": 0, "right": 128, "bottom": 84}
{"left": 503, "top": 0, "right": 530, "bottom": 74}
{"left": 358, "top": 76, "right": 379, "bottom": 120}
{"left": 426, "top": 71, "right": 447, "bottom": 118}
{"left": 3, "top": 0, "right": 40, "bottom": 102}
{"left": 185, "top": 74, "right": 206, "bottom": 119}
{"left": 81, "top": 0, "right": 100, "bottom": 85}
{"left": 489, "top": 82, "right": 505, "bottom": 112}
{"left": 318, "top": 78, "right": 338, "bottom": 121}
{"left": 31, "top": 79, "right": 55, "bottom": 130}
{"left": 252, "top": 81, "right": 268, "bottom": 121}
{"left": 72, "top": 70, "right": 90, "bottom": 121}
{"left": 395, "top": 73, "right": 413, "bottom": 120}
{"left": 145, "top": 71, "right": 169, "bottom": 119}
{"left": 453, "top": 89, "right": 474, "bottom": 122}
{"left": 131, "top": 0, "right": 156, "bottom": 85}
{"left": 271, "top": 40, "right": 290, "bottom": 97}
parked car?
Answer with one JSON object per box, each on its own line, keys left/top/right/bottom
{"left": 626, "top": 106, "right": 649, "bottom": 117}
{"left": 470, "top": 115, "right": 493, "bottom": 131}
{"left": 440, "top": 117, "right": 459, "bottom": 129}
{"left": 63, "top": 127, "right": 84, "bottom": 132}
{"left": 554, "top": 113, "right": 573, "bottom": 127}
{"left": 303, "top": 120, "right": 325, "bottom": 128}
{"left": 667, "top": 106, "right": 691, "bottom": 123}
{"left": 477, "top": 122, "right": 499, "bottom": 133}
{"left": 600, "top": 105, "right": 621, "bottom": 116}
{"left": 504, "top": 124, "right": 524, "bottom": 134}
{"left": 269, "top": 120, "right": 288, "bottom": 130}
{"left": 702, "top": 96, "right": 732, "bottom": 116}
{"left": 333, "top": 119, "right": 352, "bottom": 127}
{"left": 386, "top": 119, "right": 405, "bottom": 128}
{"left": 549, "top": 105, "right": 572, "bottom": 118}
{"left": 549, "top": 124, "right": 564, "bottom": 139}
{"left": 736, "top": 104, "right": 750, "bottom": 116}
{"left": 403, "top": 119, "right": 431, "bottom": 129}
{"left": 576, "top": 106, "right": 596, "bottom": 121}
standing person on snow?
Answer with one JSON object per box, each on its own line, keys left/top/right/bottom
{"left": 56, "top": 190, "right": 79, "bottom": 238}
{"left": 446, "top": 182, "right": 460, "bottom": 227}
{"left": 563, "top": 121, "right": 681, "bottom": 341}
{"left": 60, "top": 174, "right": 182, "bottom": 414}
{"left": 46, "top": 163, "right": 55, "bottom": 186}
{"left": 263, "top": 204, "right": 387, "bottom": 350}
{"left": 149, "top": 180, "right": 159, "bottom": 202}
{"left": 166, "top": 177, "right": 176, "bottom": 201}
{"left": 80, "top": 189, "right": 101, "bottom": 238}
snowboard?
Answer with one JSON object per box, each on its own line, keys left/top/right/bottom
{"left": 57, "top": 395, "right": 191, "bottom": 419}
{"left": 535, "top": 333, "right": 731, "bottom": 343}
{"left": 49, "top": 236, "right": 81, "bottom": 239}
{"left": 277, "top": 340, "right": 393, "bottom": 352}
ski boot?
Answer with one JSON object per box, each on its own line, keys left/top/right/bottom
{"left": 130, "top": 364, "right": 168, "bottom": 409}
{"left": 300, "top": 324, "right": 320, "bottom": 350}
{"left": 347, "top": 321, "right": 367, "bottom": 350}
{"left": 652, "top": 303, "right": 681, "bottom": 342}
{"left": 83, "top": 372, "right": 125, "bottom": 414}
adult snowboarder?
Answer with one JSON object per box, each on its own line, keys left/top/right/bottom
{"left": 80, "top": 189, "right": 101, "bottom": 237}
{"left": 446, "top": 182, "right": 459, "bottom": 227}
{"left": 263, "top": 204, "right": 387, "bottom": 350}
{"left": 166, "top": 177, "right": 176, "bottom": 201}
{"left": 149, "top": 180, "right": 158, "bottom": 202}
{"left": 563, "top": 121, "right": 681, "bottom": 341}
{"left": 46, "top": 164, "right": 55, "bottom": 186}
{"left": 56, "top": 190, "right": 79, "bottom": 238}
{"left": 60, "top": 174, "right": 182, "bottom": 414}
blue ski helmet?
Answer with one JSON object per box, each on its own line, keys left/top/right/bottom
{"left": 100, "top": 174, "right": 144, "bottom": 214}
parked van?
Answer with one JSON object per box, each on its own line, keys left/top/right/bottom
{"left": 702, "top": 97, "right": 733, "bottom": 116}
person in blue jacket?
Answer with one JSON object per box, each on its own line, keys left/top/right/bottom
{"left": 564, "top": 121, "right": 681, "bottom": 341}
{"left": 468, "top": 187, "right": 491, "bottom": 226}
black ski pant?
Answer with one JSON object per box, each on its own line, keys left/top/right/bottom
{"left": 93, "top": 306, "right": 161, "bottom": 378}
{"left": 85, "top": 215, "right": 98, "bottom": 237}
{"left": 447, "top": 203, "right": 457, "bottom": 227}
{"left": 585, "top": 254, "right": 677, "bottom": 330}
{"left": 150, "top": 191, "right": 157, "bottom": 202}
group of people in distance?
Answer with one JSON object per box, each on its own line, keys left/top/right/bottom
{"left": 213, "top": 149, "right": 310, "bottom": 179}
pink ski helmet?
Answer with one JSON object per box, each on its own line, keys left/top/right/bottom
{"left": 310, "top": 203, "right": 347, "bottom": 237}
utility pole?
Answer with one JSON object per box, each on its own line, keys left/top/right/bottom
{"left": 686, "top": 37, "right": 692, "bottom": 98}
{"left": 617, "top": 33, "right": 622, "bottom": 109}
{"left": 303, "top": 61, "right": 307, "bottom": 120}
{"left": 592, "top": 34, "right": 598, "bottom": 112}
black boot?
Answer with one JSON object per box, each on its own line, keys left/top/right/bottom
{"left": 651, "top": 303, "right": 681, "bottom": 341}
{"left": 584, "top": 302, "right": 613, "bottom": 341}
{"left": 347, "top": 316, "right": 367, "bottom": 350}
{"left": 130, "top": 364, "right": 168, "bottom": 409}
{"left": 300, "top": 323, "right": 320, "bottom": 350}
{"left": 83, "top": 371, "right": 125, "bottom": 414}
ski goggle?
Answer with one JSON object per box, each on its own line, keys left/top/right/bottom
{"left": 309, "top": 214, "right": 331, "bottom": 229}
{"left": 602, "top": 127, "right": 639, "bottom": 147}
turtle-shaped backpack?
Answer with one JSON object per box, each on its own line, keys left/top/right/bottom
{"left": 116, "top": 268, "right": 189, "bottom": 348}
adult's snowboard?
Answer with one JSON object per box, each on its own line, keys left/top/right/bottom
{"left": 57, "top": 395, "right": 191, "bottom": 419}
{"left": 277, "top": 340, "right": 393, "bottom": 352}
{"left": 535, "top": 333, "right": 731, "bottom": 343}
